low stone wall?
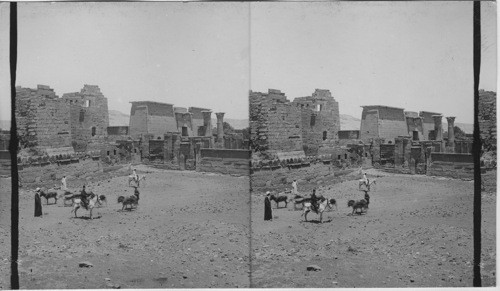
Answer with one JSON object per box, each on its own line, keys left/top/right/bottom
{"left": 250, "top": 162, "right": 358, "bottom": 194}
{"left": 427, "top": 153, "right": 473, "bottom": 179}
{"left": 197, "top": 149, "right": 250, "bottom": 176}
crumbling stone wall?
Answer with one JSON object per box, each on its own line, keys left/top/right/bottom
{"left": 293, "top": 89, "right": 340, "bottom": 155}
{"left": 250, "top": 88, "right": 340, "bottom": 157}
{"left": 427, "top": 153, "right": 473, "bottom": 179}
{"left": 478, "top": 90, "right": 496, "bottom": 153}
{"left": 62, "top": 85, "right": 109, "bottom": 152}
{"left": 16, "top": 85, "right": 72, "bottom": 149}
{"left": 197, "top": 149, "right": 250, "bottom": 176}
{"left": 249, "top": 89, "right": 303, "bottom": 155}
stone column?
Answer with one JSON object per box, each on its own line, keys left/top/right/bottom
{"left": 172, "top": 132, "right": 181, "bottom": 164}
{"left": 202, "top": 111, "right": 213, "bottom": 147}
{"left": 202, "top": 111, "right": 212, "bottom": 137}
{"left": 446, "top": 116, "right": 456, "bottom": 152}
{"left": 432, "top": 115, "right": 444, "bottom": 152}
{"left": 163, "top": 133, "right": 173, "bottom": 162}
{"left": 216, "top": 112, "right": 225, "bottom": 148}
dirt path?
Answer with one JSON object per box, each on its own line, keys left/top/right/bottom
{"left": 14, "top": 168, "right": 250, "bottom": 288}
{"left": 250, "top": 170, "right": 495, "bottom": 287}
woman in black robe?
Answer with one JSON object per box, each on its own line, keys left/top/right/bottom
{"left": 34, "top": 188, "right": 42, "bottom": 217}
{"left": 264, "top": 192, "right": 272, "bottom": 221}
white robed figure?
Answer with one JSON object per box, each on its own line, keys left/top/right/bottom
{"left": 132, "top": 169, "right": 138, "bottom": 182}
{"left": 292, "top": 179, "right": 298, "bottom": 195}
{"left": 61, "top": 176, "right": 67, "bottom": 191}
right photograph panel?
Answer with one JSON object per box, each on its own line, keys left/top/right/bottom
{"left": 249, "top": 2, "right": 496, "bottom": 288}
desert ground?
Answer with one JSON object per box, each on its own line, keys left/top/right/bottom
{"left": 4, "top": 165, "right": 250, "bottom": 289}
{"left": 0, "top": 164, "right": 496, "bottom": 289}
{"left": 0, "top": 177, "right": 12, "bottom": 290}
{"left": 250, "top": 168, "right": 496, "bottom": 288}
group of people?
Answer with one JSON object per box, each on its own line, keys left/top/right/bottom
{"left": 34, "top": 175, "right": 91, "bottom": 217}
{"left": 35, "top": 169, "right": 141, "bottom": 217}
{"left": 264, "top": 179, "right": 319, "bottom": 221}
{"left": 264, "top": 171, "right": 372, "bottom": 221}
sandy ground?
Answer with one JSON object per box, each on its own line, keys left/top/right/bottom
{"left": 0, "top": 166, "right": 496, "bottom": 288}
{"left": 11, "top": 165, "right": 250, "bottom": 289}
{"left": 250, "top": 168, "right": 496, "bottom": 288}
{"left": 0, "top": 178, "right": 12, "bottom": 290}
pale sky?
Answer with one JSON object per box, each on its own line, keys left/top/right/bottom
{"left": 0, "top": 2, "right": 497, "bottom": 125}
{"left": 251, "top": 1, "right": 497, "bottom": 125}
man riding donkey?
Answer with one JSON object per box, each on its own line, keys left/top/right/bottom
{"left": 132, "top": 168, "right": 139, "bottom": 183}
{"left": 80, "top": 185, "right": 91, "bottom": 210}
{"left": 310, "top": 188, "right": 320, "bottom": 213}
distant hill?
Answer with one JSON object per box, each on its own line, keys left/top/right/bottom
{"left": 340, "top": 114, "right": 361, "bottom": 131}
{"left": 108, "top": 110, "right": 130, "bottom": 126}
{"left": 215, "top": 118, "right": 248, "bottom": 130}
{"left": 0, "top": 120, "right": 10, "bottom": 131}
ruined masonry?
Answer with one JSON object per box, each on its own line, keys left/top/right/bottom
{"left": 16, "top": 84, "right": 108, "bottom": 152}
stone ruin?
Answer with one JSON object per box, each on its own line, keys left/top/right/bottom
{"left": 14, "top": 84, "right": 248, "bottom": 174}
{"left": 250, "top": 88, "right": 340, "bottom": 158}
{"left": 16, "top": 84, "right": 109, "bottom": 154}
{"left": 249, "top": 88, "right": 481, "bottom": 179}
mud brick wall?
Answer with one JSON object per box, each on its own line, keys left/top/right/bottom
{"left": 197, "top": 149, "right": 250, "bottom": 176}
{"left": 427, "top": 153, "right": 473, "bottom": 179}
{"left": 478, "top": 90, "right": 496, "bottom": 152}
{"left": 16, "top": 86, "right": 72, "bottom": 149}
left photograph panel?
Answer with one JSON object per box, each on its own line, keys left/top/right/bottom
{"left": 1, "top": 2, "right": 251, "bottom": 288}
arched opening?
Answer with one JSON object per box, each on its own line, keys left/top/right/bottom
{"left": 322, "top": 131, "right": 327, "bottom": 140}
{"left": 91, "top": 127, "right": 96, "bottom": 137}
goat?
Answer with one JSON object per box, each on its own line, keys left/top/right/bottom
{"left": 270, "top": 194, "right": 288, "bottom": 208}
{"left": 39, "top": 190, "right": 58, "bottom": 205}
{"left": 347, "top": 199, "right": 368, "bottom": 215}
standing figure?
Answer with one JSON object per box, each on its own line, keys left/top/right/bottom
{"left": 34, "top": 188, "right": 43, "bottom": 217}
{"left": 291, "top": 179, "right": 298, "bottom": 195}
{"left": 132, "top": 168, "right": 138, "bottom": 183}
{"left": 61, "top": 175, "right": 67, "bottom": 191}
{"left": 264, "top": 191, "right": 273, "bottom": 221}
